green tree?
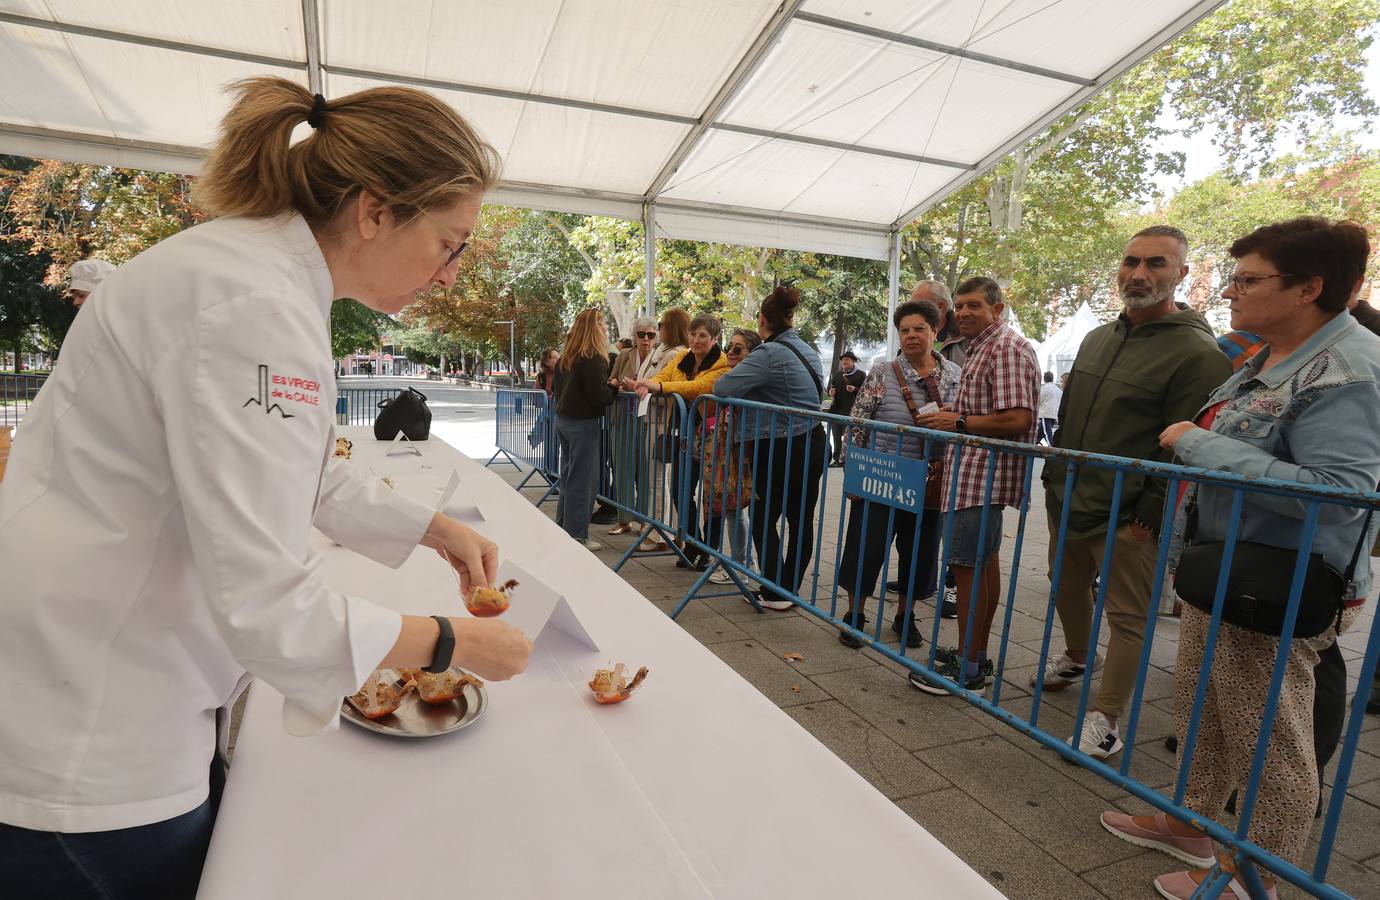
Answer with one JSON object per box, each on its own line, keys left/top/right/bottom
{"left": 329, "top": 299, "right": 392, "bottom": 361}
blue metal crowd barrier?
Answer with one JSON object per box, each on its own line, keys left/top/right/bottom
{"left": 0, "top": 373, "right": 48, "bottom": 429}
{"left": 335, "top": 387, "right": 399, "bottom": 427}
{"left": 485, "top": 388, "right": 559, "bottom": 501}
{"left": 659, "top": 394, "right": 1380, "bottom": 900}
{"left": 599, "top": 391, "right": 696, "bottom": 569}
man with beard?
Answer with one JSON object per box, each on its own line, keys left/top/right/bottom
{"left": 1034, "top": 225, "right": 1230, "bottom": 758}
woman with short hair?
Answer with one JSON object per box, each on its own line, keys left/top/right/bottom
{"left": 1102, "top": 217, "right": 1380, "bottom": 899}
{"left": 712, "top": 286, "right": 826, "bottom": 611}
{"left": 554, "top": 308, "right": 617, "bottom": 551}
{"left": 607, "top": 316, "right": 659, "bottom": 535}
{"left": 621, "top": 309, "right": 690, "bottom": 551}
{"left": 835, "top": 299, "right": 960, "bottom": 650}
{"left": 636, "top": 314, "right": 729, "bottom": 566}
{"left": 0, "top": 77, "right": 532, "bottom": 898}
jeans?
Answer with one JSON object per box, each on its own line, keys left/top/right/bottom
{"left": 557, "top": 416, "right": 602, "bottom": 541}
{"left": 706, "top": 508, "right": 753, "bottom": 568}
{"left": 746, "top": 426, "right": 826, "bottom": 601}
{"left": 0, "top": 758, "right": 224, "bottom": 900}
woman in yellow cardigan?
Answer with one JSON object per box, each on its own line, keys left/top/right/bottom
{"left": 634, "top": 314, "right": 729, "bottom": 568}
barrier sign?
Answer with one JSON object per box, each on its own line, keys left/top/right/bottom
{"left": 842, "top": 447, "right": 929, "bottom": 512}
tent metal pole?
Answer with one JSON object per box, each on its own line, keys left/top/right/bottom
{"left": 886, "top": 229, "right": 901, "bottom": 358}
{"left": 643, "top": 202, "right": 657, "bottom": 318}
{"left": 301, "top": 0, "right": 323, "bottom": 95}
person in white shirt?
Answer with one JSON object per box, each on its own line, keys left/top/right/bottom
{"left": 0, "top": 77, "right": 532, "bottom": 899}
{"left": 67, "top": 257, "right": 117, "bottom": 307}
{"left": 1037, "top": 370, "right": 1063, "bottom": 445}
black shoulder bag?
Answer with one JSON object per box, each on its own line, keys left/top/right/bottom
{"left": 1174, "top": 495, "right": 1373, "bottom": 639}
{"left": 374, "top": 387, "right": 432, "bottom": 441}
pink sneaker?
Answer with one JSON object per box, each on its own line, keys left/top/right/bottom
{"left": 1152, "top": 870, "right": 1276, "bottom": 900}
{"left": 1100, "top": 811, "right": 1215, "bottom": 867}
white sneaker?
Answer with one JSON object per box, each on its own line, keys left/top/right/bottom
{"left": 581, "top": 539, "right": 603, "bottom": 551}
{"left": 707, "top": 569, "right": 732, "bottom": 585}
{"left": 1029, "top": 651, "right": 1102, "bottom": 691}
{"left": 1074, "top": 710, "right": 1123, "bottom": 759}
{"left": 740, "top": 591, "right": 793, "bottom": 612}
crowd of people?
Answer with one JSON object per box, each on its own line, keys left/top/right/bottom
{"left": 546, "top": 218, "right": 1380, "bottom": 899}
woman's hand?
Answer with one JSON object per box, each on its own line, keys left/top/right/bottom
{"left": 421, "top": 513, "right": 499, "bottom": 594}
{"left": 452, "top": 618, "right": 532, "bottom": 681}
{"left": 1159, "top": 421, "right": 1197, "bottom": 451}
{"left": 917, "top": 409, "right": 960, "bottom": 432}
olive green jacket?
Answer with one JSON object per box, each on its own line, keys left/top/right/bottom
{"left": 1044, "top": 305, "right": 1231, "bottom": 539}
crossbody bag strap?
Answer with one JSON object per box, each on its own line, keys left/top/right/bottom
{"left": 890, "top": 361, "right": 924, "bottom": 425}
{"left": 1346, "top": 507, "right": 1377, "bottom": 582}
{"left": 777, "top": 339, "right": 823, "bottom": 402}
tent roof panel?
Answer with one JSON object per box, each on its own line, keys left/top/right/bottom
{"left": 800, "top": 0, "right": 1202, "bottom": 81}
{"left": 0, "top": 0, "right": 305, "bottom": 60}
{"left": 0, "top": 0, "right": 1227, "bottom": 258}
{"left": 0, "top": 22, "right": 302, "bottom": 148}
{"left": 323, "top": 0, "right": 778, "bottom": 118}
{"left": 722, "top": 21, "right": 1078, "bottom": 165}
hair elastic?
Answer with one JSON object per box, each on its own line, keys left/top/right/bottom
{"left": 307, "top": 93, "right": 328, "bottom": 129}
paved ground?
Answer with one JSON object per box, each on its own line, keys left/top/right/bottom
{"left": 226, "top": 382, "right": 1380, "bottom": 898}
{"left": 474, "top": 420, "right": 1380, "bottom": 900}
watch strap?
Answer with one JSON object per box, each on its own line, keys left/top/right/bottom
{"left": 428, "top": 615, "right": 455, "bottom": 673}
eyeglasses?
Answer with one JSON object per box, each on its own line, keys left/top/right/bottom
{"left": 1228, "top": 272, "right": 1294, "bottom": 293}
{"left": 635, "top": 331, "right": 656, "bottom": 339}
{"left": 443, "top": 242, "right": 468, "bottom": 267}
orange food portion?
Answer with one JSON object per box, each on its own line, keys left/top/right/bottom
{"left": 348, "top": 670, "right": 415, "bottom": 719}
{"left": 588, "top": 664, "right": 649, "bottom": 704}
{"left": 415, "top": 669, "right": 483, "bottom": 705}
{"left": 464, "top": 579, "right": 518, "bottom": 618}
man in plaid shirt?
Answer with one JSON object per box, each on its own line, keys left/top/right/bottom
{"left": 911, "top": 276, "right": 1040, "bottom": 694}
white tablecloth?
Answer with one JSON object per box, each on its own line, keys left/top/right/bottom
{"left": 196, "top": 429, "right": 1004, "bottom": 899}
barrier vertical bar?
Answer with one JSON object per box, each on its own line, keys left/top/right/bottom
{"left": 1070, "top": 470, "right": 1126, "bottom": 750}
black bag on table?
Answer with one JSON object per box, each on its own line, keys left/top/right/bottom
{"left": 374, "top": 387, "right": 431, "bottom": 441}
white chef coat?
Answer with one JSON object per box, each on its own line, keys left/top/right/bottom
{"left": 0, "top": 213, "right": 437, "bottom": 833}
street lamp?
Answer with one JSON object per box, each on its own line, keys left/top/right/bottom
{"left": 494, "top": 320, "right": 517, "bottom": 386}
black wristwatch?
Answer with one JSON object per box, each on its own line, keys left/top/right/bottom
{"left": 955, "top": 415, "right": 968, "bottom": 434}
{"left": 428, "top": 615, "right": 455, "bottom": 673}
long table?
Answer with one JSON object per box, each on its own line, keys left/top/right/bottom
{"left": 196, "top": 428, "right": 1004, "bottom": 899}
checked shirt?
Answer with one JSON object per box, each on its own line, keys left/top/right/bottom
{"left": 943, "top": 320, "right": 1040, "bottom": 512}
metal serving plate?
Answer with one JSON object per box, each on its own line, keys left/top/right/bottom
{"left": 340, "top": 669, "right": 488, "bottom": 738}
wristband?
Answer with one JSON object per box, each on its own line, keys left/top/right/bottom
{"left": 428, "top": 615, "right": 455, "bottom": 674}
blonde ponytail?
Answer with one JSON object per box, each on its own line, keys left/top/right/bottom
{"left": 196, "top": 76, "right": 499, "bottom": 225}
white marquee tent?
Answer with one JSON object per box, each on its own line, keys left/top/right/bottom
{"left": 1037, "top": 300, "right": 1103, "bottom": 377}
{"left": 0, "top": 0, "right": 1225, "bottom": 323}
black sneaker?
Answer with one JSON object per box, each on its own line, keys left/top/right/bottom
{"left": 838, "top": 613, "right": 869, "bottom": 649}
{"left": 890, "top": 616, "right": 924, "bottom": 649}
{"left": 591, "top": 504, "right": 618, "bottom": 525}
{"left": 885, "top": 579, "right": 902, "bottom": 593}
{"left": 909, "top": 653, "right": 986, "bottom": 695}
{"left": 940, "top": 597, "right": 958, "bottom": 619}
{"left": 933, "top": 646, "right": 994, "bottom": 677}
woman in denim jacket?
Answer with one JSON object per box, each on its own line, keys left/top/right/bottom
{"left": 1101, "top": 218, "right": 1380, "bottom": 900}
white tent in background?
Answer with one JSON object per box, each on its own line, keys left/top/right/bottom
{"left": 1037, "top": 301, "right": 1103, "bottom": 377}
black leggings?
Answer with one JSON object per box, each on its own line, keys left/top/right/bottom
{"left": 746, "top": 426, "right": 826, "bottom": 601}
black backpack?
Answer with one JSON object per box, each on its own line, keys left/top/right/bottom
{"left": 374, "top": 387, "right": 432, "bottom": 441}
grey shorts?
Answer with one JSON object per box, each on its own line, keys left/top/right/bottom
{"left": 946, "top": 505, "right": 1004, "bottom": 567}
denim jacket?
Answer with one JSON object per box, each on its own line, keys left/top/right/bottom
{"left": 712, "top": 328, "right": 824, "bottom": 439}
{"left": 1174, "top": 312, "right": 1380, "bottom": 601}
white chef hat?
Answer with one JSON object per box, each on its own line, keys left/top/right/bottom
{"left": 69, "top": 258, "right": 116, "bottom": 294}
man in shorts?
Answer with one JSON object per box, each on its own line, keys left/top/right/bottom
{"left": 910, "top": 277, "right": 1039, "bottom": 694}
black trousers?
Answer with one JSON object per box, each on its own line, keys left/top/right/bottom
{"left": 838, "top": 500, "right": 942, "bottom": 614}
{"left": 830, "top": 421, "right": 849, "bottom": 461}
{"left": 746, "top": 426, "right": 826, "bottom": 600}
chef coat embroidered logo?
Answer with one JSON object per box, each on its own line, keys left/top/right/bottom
{"left": 244, "top": 364, "right": 295, "bottom": 418}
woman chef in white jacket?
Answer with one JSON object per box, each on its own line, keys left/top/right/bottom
{"left": 0, "top": 78, "right": 533, "bottom": 898}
